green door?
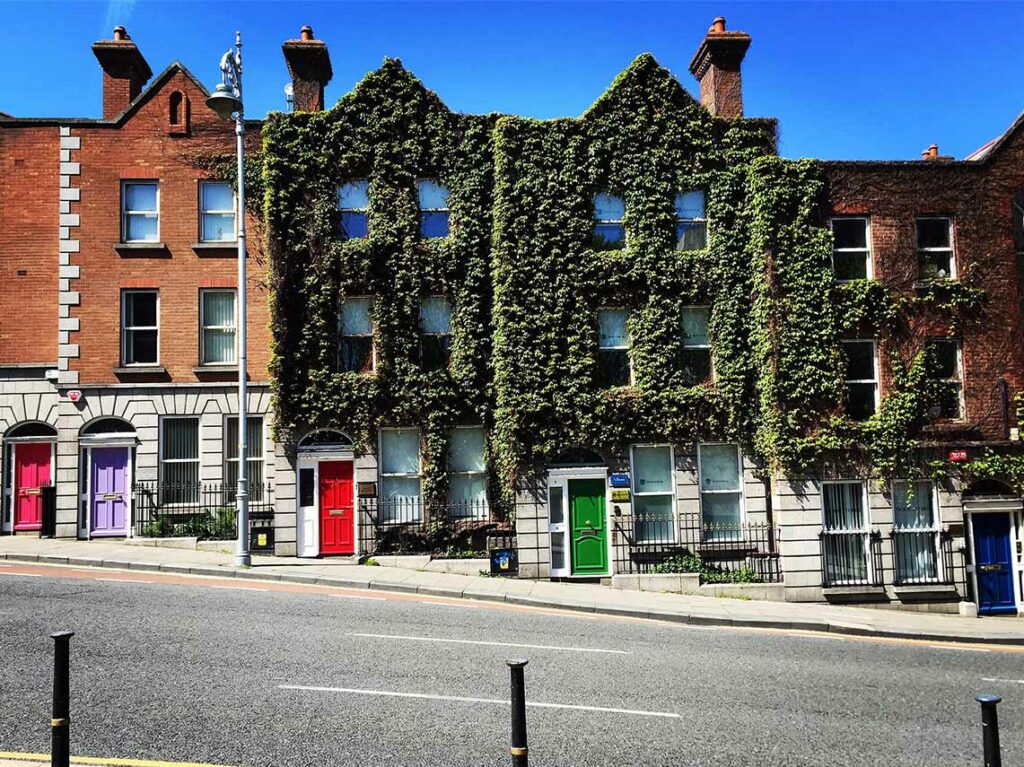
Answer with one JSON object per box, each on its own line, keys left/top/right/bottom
{"left": 569, "top": 478, "right": 608, "bottom": 576}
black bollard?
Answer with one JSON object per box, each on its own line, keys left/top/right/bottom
{"left": 50, "top": 631, "right": 74, "bottom": 767}
{"left": 977, "top": 694, "right": 1002, "bottom": 767}
{"left": 507, "top": 659, "right": 528, "bottom": 767}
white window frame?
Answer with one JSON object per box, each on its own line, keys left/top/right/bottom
{"left": 928, "top": 338, "right": 965, "bottom": 420}
{"left": 697, "top": 443, "right": 746, "bottom": 539}
{"left": 224, "top": 415, "right": 265, "bottom": 500}
{"left": 597, "top": 306, "right": 633, "bottom": 386}
{"left": 830, "top": 216, "right": 873, "bottom": 282}
{"left": 417, "top": 179, "right": 450, "bottom": 238}
{"left": 338, "top": 295, "right": 376, "bottom": 373}
{"left": 916, "top": 216, "right": 956, "bottom": 280}
{"left": 675, "top": 191, "right": 707, "bottom": 251}
{"left": 337, "top": 180, "right": 370, "bottom": 238}
{"left": 891, "top": 479, "right": 941, "bottom": 584}
{"left": 121, "top": 180, "right": 160, "bottom": 243}
{"left": 629, "top": 443, "right": 676, "bottom": 544}
{"left": 378, "top": 427, "right": 422, "bottom": 522}
{"left": 820, "top": 479, "right": 873, "bottom": 586}
{"left": 594, "top": 193, "right": 626, "bottom": 247}
{"left": 199, "top": 180, "right": 237, "bottom": 243}
{"left": 158, "top": 416, "right": 200, "bottom": 505}
{"left": 841, "top": 339, "right": 879, "bottom": 419}
{"left": 121, "top": 289, "right": 159, "bottom": 367}
{"left": 199, "top": 289, "right": 237, "bottom": 366}
{"left": 447, "top": 425, "right": 488, "bottom": 519}
{"left": 681, "top": 304, "right": 714, "bottom": 382}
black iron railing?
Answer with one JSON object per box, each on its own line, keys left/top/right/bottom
{"left": 819, "top": 529, "right": 883, "bottom": 587}
{"left": 358, "top": 497, "right": 514, "bottom": 558}
{"left": 611, "top": 511, "right": 781, "bottom": 583}
{"left": 132, "top": 481, "right": 274, "bottom": 552}
{"left": 891, "top": 527, "right": 958, "bottom": 586}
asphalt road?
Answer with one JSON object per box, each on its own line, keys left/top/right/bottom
{"left": 0, "top": 566, "right": 1021, "bottom": 767}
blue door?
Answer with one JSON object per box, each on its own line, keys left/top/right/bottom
{"left": 972, "top": 513, "right": 1017, "bottom": 616}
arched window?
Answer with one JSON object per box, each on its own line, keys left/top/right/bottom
{"left": 5, "top": 422, "right": 57, "bottom": 439}
{"left": 298, "top": 429, "right": 354, "bottom": 451}
{"left": 81, "top": 417, "right": 135, "bottom": 436}
{"left": 169, "top": 92, "right": 183, "bottom": 125}
{"left": 549, "top": 446, "right": 606, "bottom": 467}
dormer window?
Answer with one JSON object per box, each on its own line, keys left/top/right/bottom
{"left": 593, "top": 193, "right": 625, "bottom": 250}
{"left": 337, "top": 181, "right": 369, "bottom": 240}
{"left": 418, "top": 180, "right": 449, "bottom": 238}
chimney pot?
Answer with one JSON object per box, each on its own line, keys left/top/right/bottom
{"left": 113, "top": 25, "right": 128, "bottom": 41}
{"left": 922, "top": 144, "right": 939, "bottom": 160}
{"left": 300, "top": 25, "right": 313, "bottom": 41}
{"left": 688, "top": 18, "right": 752, "bottom": 119}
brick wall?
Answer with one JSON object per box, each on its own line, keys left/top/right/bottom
{"left": 0, "top": 125, "right": 59, "bottom": 364}
{"left": 826, "top": 134, "right": 1024, "bottom": 442}
{"left": 71, "top": 69, "right": 270, "bottom": 385}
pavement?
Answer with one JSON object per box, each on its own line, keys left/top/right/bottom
{"left": 2, "top": 536, "right": 1023, "bottom": 645}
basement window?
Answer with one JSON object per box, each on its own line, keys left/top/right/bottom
{"left": 597, "top": 308, "right": 631, "bottom": 387}
{"left": 675, "top": 191, "right": 707, "bottom": 251}
{"left": 593, "top": 193, "right": 625, "bottom": 250}
{"left": 337, "top": 180, "right": 369, "bottom": 240}
{"left": 831, "top": 217, "right": 872, "bottom": 281}
{"left": 916, "top": 217, "right": 955, "bottom": 280}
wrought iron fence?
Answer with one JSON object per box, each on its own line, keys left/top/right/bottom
{"left": 891, "top": 527, "right": 957, "bottom": 586}
{"left": 819, "top": 530, "right": 884, "bottom": 587}
{"left": 132, "top": 481, "right": 274, "bottom": 552}
{"left": 611, "top": 511, "right": 782, "bottom": 583}
{"left": 358, "top": 497, "right": 514, "bottom": 558}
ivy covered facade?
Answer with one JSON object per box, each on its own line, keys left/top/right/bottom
{"left": 263, "top": 21, "right": 1024, "bottom": 615}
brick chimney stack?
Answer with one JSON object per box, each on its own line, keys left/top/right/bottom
{"left": 688, "top": 17, "right": 752, "bottom": 119}
{"left": 282, "top": 25, "right": 334, "bottom": 112}
{"left": 92, "top": 26, "right": 153, "bottom": 120}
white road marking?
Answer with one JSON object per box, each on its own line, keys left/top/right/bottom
{"left": 348, "top": 632, "right": 632, "bottom": 655}
{"left": 0, "top": 572, "right": 41, "bottom": 577}
{"left": 929, "top": 645, "right": 990, "bottom": 653}
{"left": 279, "top": 684, "right": 679, "bottom": 719}
{"left": 330, "top": 594, "right": 386, "bottom": 601}
{"left": 982, "top": 677, "right": 1024, "bottom": 684}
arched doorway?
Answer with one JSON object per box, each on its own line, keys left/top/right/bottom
{"left": 295, "top": 428, "right": 356, "bottom": 558}
{"left": 963, "top": 479, "right": 1022, "bottom": 616}
{"left": 546, "top": 447, "right": 609, "bottom": 579}
{"left": 2, "top": 421, "right": 57, "bottom": 534}
{"left": 79, "top": 417, "right": 137, "bottom": 539}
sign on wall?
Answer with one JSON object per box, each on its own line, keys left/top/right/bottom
{"left": 66, "top": 390, "right": 83, "bottom": 403}
{"left": 609, "top": 473, "right": 630, "bottom": 488}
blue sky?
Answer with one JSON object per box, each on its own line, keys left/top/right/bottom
{"left": 2, "top": 1, "right": 1022, "bottom": 160}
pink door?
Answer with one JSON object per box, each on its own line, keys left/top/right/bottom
{"left": 319, "top": 461, "right": 355, "bottom": 555}
{"left": 14, "top": 442, "right": 51, "bottom": 531}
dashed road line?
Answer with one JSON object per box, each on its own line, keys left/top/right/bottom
{"left": 347, "top": 632, "right": 632, "bottom": 655}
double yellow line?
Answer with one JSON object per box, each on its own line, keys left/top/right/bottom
{"left": 0, "top": 751, "right": 235, "bottom": 767}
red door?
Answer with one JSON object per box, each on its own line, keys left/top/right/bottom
{"left": 14, "top": 442, "right": 51, "bottom": 531}
{"left": 319, "top": 461, "right": 355, "bottom": 555}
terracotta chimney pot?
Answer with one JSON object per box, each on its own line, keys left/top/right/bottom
{"left": 300, "top": 25, "right": 313, "bottom": 41}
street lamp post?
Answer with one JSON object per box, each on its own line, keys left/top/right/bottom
{"left": 207, "top": 32, "right": 250, "bottom": 567}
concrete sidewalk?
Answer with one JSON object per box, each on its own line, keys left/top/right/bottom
{"left": 3, "top": 536, "right": 1023, "bottom": 645}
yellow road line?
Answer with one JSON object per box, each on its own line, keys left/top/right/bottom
{"left": 0, "top": 751, "right": 236, "bottom": 767}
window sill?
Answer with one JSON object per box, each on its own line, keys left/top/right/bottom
{"left": 912, "top": 278, "right": 958, "bottom": 289}
{"left": 113, "top": 243, "right": 170, "bottom": 258}
{"left": 892, "top": 583, "right": 960, "bottom": 601}
{"left": 193, "top": 365, "right": 238, "bottom": 375}
{"left": 192, "top": 242, "right": 239, "bottom": 256}
{"left": 822, "top": 584, "right": 888, "bottom": 602}
{"left": 113, "top": 366, "right": 168, "bottom": 379}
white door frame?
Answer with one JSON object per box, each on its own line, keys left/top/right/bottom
{"left": 546, "top": 466, "right": 610, "bottom": 578}
{"left": 296, "top": 450, "right": 356, "bottom": 558}
{"left": 79, "top": 440, "right": 135, "bottom": 540}
{"left": 3, "top": 438, "right": 56, "bottom": 534}
{"left": 964, "top": 504, "right": 1024, "bottom": 614}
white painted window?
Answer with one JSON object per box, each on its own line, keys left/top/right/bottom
{"left": 159, "top": 417, "right": 199, "bottom": 504}
{"left": 200, "top": 181, "right": 236, "bottom": 242}
{"left": 821, "top": 481, "right": 871, "bottom": 585}
{"left": 698, "top": 443, "right": 743, "bottom": 539}
{"left": 598, "top": 308, "right": 631, "bottom": 387}
{"left": 841, "top": 339, "right": 878, "bottom": 421}
{"left": 121, "top": 290, "right": 159, "bottom": 366}
{"left": 831, "top": 216, "right": 871, "bottom": 281}
{"left": 630, "top": 444, "right": 675, "bottom": 543}
{"left": 892, "top": 480, "right": 939, "bottom": 583}
{"left": 339, "top": 297, "right": 375, "bottom": 373}
{"left": 675, "top": 191, "right": 707, "bottom": 251}
{"left": 379, "top": 428, "right": 421, "bottom": 522}
{"left": 593, "top": 193, "right": 625, "bottom": 249}
{"left": 680, "top": 306, "right": 712, "bottom": 384}
{"left": 122, "top": 181, "right": 159, "bottom": 242}
{"left": 927, "top": 338, "right": 964, "bottom": 419}
{"left": 916, "top": 216, "right": 955, "bottom": 280}
{"left": 448, "top": 426, "right": 487, "bottom": 518}
{"left": 420, "top": 296, "right": 452, "bottom": 369}
{"left": 200, "top": 289, "right": 237, "bottom": 365}
{"left": 337, "top": 180, "right": 369, "bottom": 240}
{"left": 224, "top": 416, "right": 264, "bottom": 502}
{"left": 418, "top": 180, "right": 450, "bottom": 238}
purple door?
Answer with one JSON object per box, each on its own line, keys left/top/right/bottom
{"left": 91, "top": 447, "right": 129, "bottom": 536}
